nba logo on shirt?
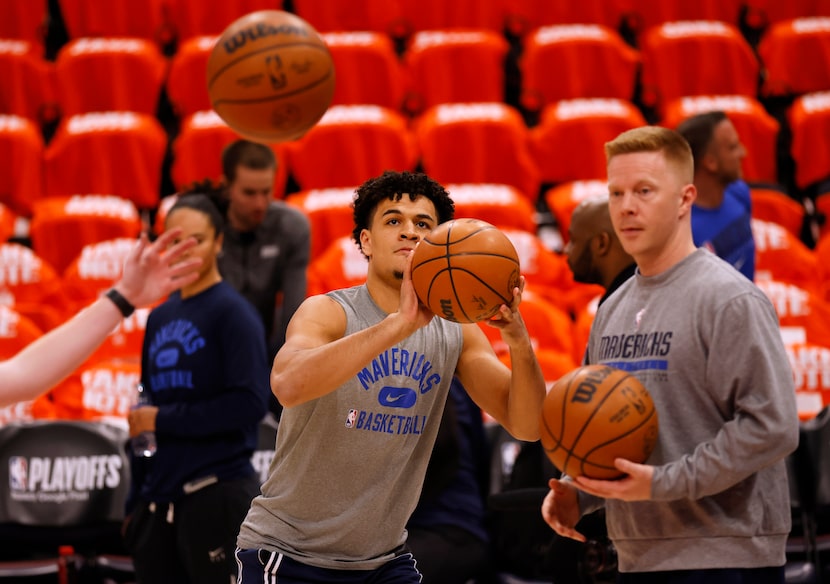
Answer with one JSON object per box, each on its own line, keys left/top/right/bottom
{"left": 9, "top": 456, "right": 27, "bottom": 491}
{"left": 345, "top": 409, "right": 358, "bottom": 428}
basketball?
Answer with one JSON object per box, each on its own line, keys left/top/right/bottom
{"left": 410, "top": 218, "right": 521, "bottom": 323}
{"left": 540, "top": 364, "right": 659, "bottom": 479}
{"left": 206, "top": 10, "right": 336, "bottom": 143}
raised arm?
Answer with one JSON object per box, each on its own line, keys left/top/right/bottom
{"left": 0, "top": 230, "right": 201, "bottom": 406}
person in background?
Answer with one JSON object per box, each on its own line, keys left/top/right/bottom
{"left": 406, "top": 377, "right": 493, "bottom": 584}
{"left": 0, "top": 229, "right": 200, "bottom": 407}
{"left": 566, "top": 197, "right": 637, "bottom": 305}
{"left": 542, "top": 126, "right": 798, "bottom": 583}
{"left": 124, "top": 192, "right": 271, "bottom": 584}
{"left": 676, "top": 111, "right": 755, "bottom": 280}
{"left": 235, "top": 170, "right": 546, "bottom": 583}
{"left": 218, "top": 139, "right": 311, "bottom": 361}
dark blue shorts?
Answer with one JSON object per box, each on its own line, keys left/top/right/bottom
{"left": 235, "top": 547, "right": 423, "bottom": 583}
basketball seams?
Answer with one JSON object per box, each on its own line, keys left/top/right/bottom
{"left": 207, "top": 41, "right": 332, "bottom": 90}
{"left": 576, "top": 407, "right": 658, "bottom": 476}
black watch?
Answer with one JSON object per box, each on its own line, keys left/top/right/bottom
{"left": 105, "top": 288, "right": 136, "bottom": 318}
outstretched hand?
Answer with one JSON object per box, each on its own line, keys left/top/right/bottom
{"left": 114, "top": 229, "right": 202, "bottom": 308}
{"left": 541, "top": 478, "right": 586, "bottom": 542}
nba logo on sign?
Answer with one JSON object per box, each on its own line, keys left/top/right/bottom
{"left": 9, "top": 456, "right": 27, "bottom": 490}
{"left": 345, "top": 409, "right": 357, "bottom": 428}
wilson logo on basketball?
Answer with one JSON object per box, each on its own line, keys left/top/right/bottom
{"left": 570, "top": 366, "right": 614, "bottom": 403}
{"left": 222, "top": 22, "right": 310, "bottom": 54}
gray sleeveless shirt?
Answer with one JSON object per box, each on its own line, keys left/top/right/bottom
{"left": 237, "top": 285, "right": 463, "bottom": 569}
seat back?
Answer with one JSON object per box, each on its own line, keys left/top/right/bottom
{"left": 169, "top": 110, "right": 290, "bottom": 198}
{"left": 744, "top": 0, "right": 830, "bottom": 30}
{"left": 306, "top": 235, "right": 368, "bottom": 296}
{"left": 321, "top": 32, "right": 406, "bottom": 111}
{"left": 57, "top": 0, "right": 169, "bottom": 42}
{"left": 55, "top": 38, "right": 167, "bottom": 117}
{"left": 661, "top": 95, "right": 781, "bottom": 184}
{"left": 29, "top": 195, "right": 142, "bottom": 276}
{"left": 414, "top": 102, "right": 540, "bottom": 203}
{"left": 787, "top": 345, "right": 830, "bottom": 421}
{"left": 286, "top": 104, "right": 418, "bottom": 191}
{"left": 788, "top": 91, "right": 830, "bottom": 190}
{"left": 166, "top": 35, "right": 215, "bottom": 119}
{"left": 47, "top": 359, "right": 141, "bottom": 425}
{"left": 0, "top": 40, "right": 57, "bottom": 125}
{"left": 519, "top": 24, "right": 639, "bottom": 113}
{"left": 504, "top": 0, "right": 625, "bottom": 37}
{"left": 639, "top": 20, "right": 760, "bottom": 114}
{"left": 753, "top": 219, "right": 821, "bottom": 295}
{"left": 750, "top": 187, "right": 806, "bottom": 238}
{"left": 756, "top": 279, "right": 830, "bottom": 348}
{"left": 0, "top": 242, "right": 68, "bottom": 333}
{"left": 403, "top": 30, "right": 509, "bottom": 115}
{"left": 759, "top": 17, "right": 830, "bottom": 97}
{"left": 0, "top": 0, "right": 48, "bottom": 50}
{"left": 529, "top": 98, "right": 647, "bottom": 185}
{"left": 167, "top": 0, "right": 284, "bottom": 42}
{"left": 447, "top": 184, "right": 536, "bottom": 233}
{"left": 0, "top": 114, "right": 45, "bottom": 217}
{"left": 45, "top": 112, "right": 168, "bottom": 210}
{"left": 0, "top": 203, "right": 17, "bottom": 242}
{"left": 292, "top": 0, "right": 406, "bottom": 36}
{"left": 622, "top": 0, "right": 744, "bottom": 40}
{"left": 543, "top": 179, "right": 608, "bottom": 245}
{"left": 285, "top": 187, "right": 357, "bottom": 260}
{"left": 398, "top": 0, "right": 507, "bottom": 35}
{"left": 62, "top": 237, "right": 137, "bottom": 312}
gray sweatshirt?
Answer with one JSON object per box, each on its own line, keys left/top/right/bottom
{"left": 584, "top": 249, "right": 799, "bottom": 572}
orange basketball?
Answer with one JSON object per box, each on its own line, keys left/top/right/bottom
{"left": 540, "top": 364, "right": 659, "bottom": 479}
{"left": 411, "top": 219, "right": 521, "bottom": 323}
{"left": 206, "top": 10, "right": 335, "bottom": 143}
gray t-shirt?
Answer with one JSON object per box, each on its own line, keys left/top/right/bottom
{"left": 585, "top": 249, "right": 798, "bottom": 572}
{"left": 237, "top": 285, "right": 463, "bottom": 569}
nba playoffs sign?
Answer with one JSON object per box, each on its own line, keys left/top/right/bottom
{"left": 0, "top": 421, "right": 129, "bottom": 526}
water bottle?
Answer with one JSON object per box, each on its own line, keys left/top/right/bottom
{"left": 131, "top": 383, "right": 157, "bottom": 458}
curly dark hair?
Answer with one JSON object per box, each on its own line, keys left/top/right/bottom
{"left": 351, "top": 171, "right": 455, "bottom": 254}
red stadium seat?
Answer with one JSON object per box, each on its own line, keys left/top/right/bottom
{"left": 48, "top": 359, "right": 141, "bottom": 423}
{"left": 661, "top": 95, "right": 781, "bottom": 184}
{"left": 166, "top": 35, "right": 216, "bottom": 119}
{"left": 750, "top": 187, "right": 805, "bottom": 238}
{"left": 29, "top": 195, "right": 142, "bottom": 275}
{"left": 788, "top": 91, "right": 830, "bottom": 190}
{"left": 744, "top": 0, "right": 830, "bottom": 30}
{"left": 402, "top": 30, "right": 509, "bottom": 115}
{"left": 170, "top": 110, "right": 290, "bottom": 197}
{"left": 447, "top": 184, "right": 536, "bottom": 232}
{"left": 167, "top": 0, "right": 283, "bottom": 42}
{"left": 0, "top": 114, "right": 45, "bottom": 217}
{"left": 45, "top": 111, "right": 168, "bottom": 210}
{"left": 638, "top": 20, "right": 760, "bottom": 114}
{"left": 321, "top": 32, "right": 406, "bottom": 111}
{"left": 758, "top": 17, "right": 830, "bottom": 97}
{"left": 621, "top": 0, "right": 744, "bottom": 38}
{"left": 0, "top": 203, "right": 17, "bottom": 242}
{"left": 57, "top": 0, "right": 170, "bottom": 42}
{"left": 285, "top": 187, "right": 357, "bottom": 260}
{"left": 0, "top": 0, "right": 48, "bottom": 50}
{"left": 285, "top": 104, "right": 418, "bottom": 191}
{"left": 398, "top": 0, "right": 507, "bottom": 35}
{"left": 787, "top": 342, "right": 830, "bottom": 421}
{"left": 752, "top": 219, "right": 821, "bottom": 295}
{"left": 816, "top": 232, "right": 830, "bottom": 301}
{"left": 529, "top": 98, "right": 647, "bottom": 185}
{"left": 519, "top": 24, "right": 640, "bottom": 113}
{"left": 543, "top": 180, "right": 608, "bottom": 245}
{"left": 62, "top": 237, "right": 138, "bottom": 313}
{"left": 55, "top": 38, "right": 167, "bottom": 117}
{"left": 0, "top": 306, "right": 48, "bottom": 424}
{"left": 504, "top": 0, "right": 626, "bottom": 37}
{"left": 292, "top": 0, "right": 406, "bottom": 36}
{"left": 756, "top": 279, "right": 830, "bottom": 348}
{"left": 0, "top": 40, "right": 57, "bottom": 124}
{"left": 413, "top": 102, "right": 540, "bottom": 203}
{"left": 0, "top": 242, "right": 69, "bottom": 333}
{"left": 306, "top": 235, "right": 368, "bottom": 296}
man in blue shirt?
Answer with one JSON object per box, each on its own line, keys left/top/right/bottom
{"left": 677, "top": 111, "right": 755, "bottom": 280}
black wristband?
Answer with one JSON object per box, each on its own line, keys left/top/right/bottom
{"left": 105, "top": 288, "right": 136, "bottom": 318}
